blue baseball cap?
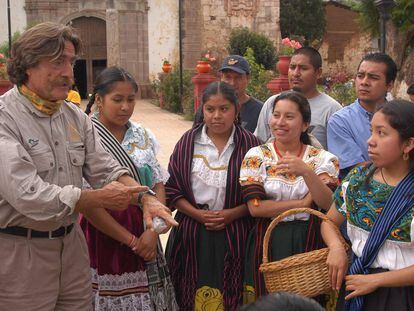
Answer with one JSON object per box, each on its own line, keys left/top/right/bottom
{"left": 219, "top": 55, "right": 250, "bottom": 75}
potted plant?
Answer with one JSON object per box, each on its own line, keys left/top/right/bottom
{"left": 162, "top": 59, "right": 172, "bottom": 73}
{"left": 196, "top": 51, "right": 216, "bottom": 74}
{"left": 0, "top": 53, "right": 13, "bottom": 95}
{"left": 277, "top": 37, "right": 302, "bottom": 75}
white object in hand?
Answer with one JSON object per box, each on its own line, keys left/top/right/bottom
{"left": 152, "top": 216, "right": 168, "bottom": 234}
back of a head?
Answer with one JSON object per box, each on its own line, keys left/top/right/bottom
{"left": 358, "top": 52, "right": 397, "bottom": 84}
{"left": 292, "top": 46, "right": 322, "bottom": 69}
{"left": 239, "top": 292, "right": 324, "bottom": 311}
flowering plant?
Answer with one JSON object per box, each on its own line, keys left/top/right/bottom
{"left": 200, "top": 51, "right": 216, "bottom": 62}
{"left": 279, "top": 37, "right": 302, "bottom": 56}
{"left": 0, "top": 53, "right": 7, "bottom": 79}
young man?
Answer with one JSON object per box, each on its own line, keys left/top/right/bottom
{"left": 194, "top": 55, "right": 263, "bottom": 133}
{"left": 254, "top": 47, "right": 341, "bottom": 149}
{"left": 327, "top": 52, "right": 397, "bottom": 179}
{"left": 0, "top": 22, "right": 176, "bottom": 310}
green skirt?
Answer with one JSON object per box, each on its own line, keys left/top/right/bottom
{"left": 243, "top": 220, "right": 309, "bottom": 303}
{"left": 195, "top": 225, "right": 226, "bottom": 311}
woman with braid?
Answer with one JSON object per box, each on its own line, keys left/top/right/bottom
{"left": 322, "top": 100, "right": 414, "bottom": 311}
{"left": 240, "top": 91, "right": 339, "bottom": 303}
{"left": 81, "top": 67, "right": 177, "bottom": 310}
{"left": 165, "top": 81, "right": 260, "bottom": 310}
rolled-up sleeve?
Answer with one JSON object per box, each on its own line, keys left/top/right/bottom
{"left": 0, "top": 128, "right": 80, "bottom": 222}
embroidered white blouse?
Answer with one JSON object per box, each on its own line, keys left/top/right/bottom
{"left": 122, "top": 121, "right": 169, "bottom": 187}
{"left": 240, "top": 141, "right": 339, "bottom": 221}
{"left": 191, "top": 125, "right": 236, "bottom": 211}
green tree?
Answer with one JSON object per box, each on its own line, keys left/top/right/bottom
{"left": 349, "top": 0, "right": 414, "bottom": 87}
{"left": 280, "top": 0, "right": 326, "bottom": 45}
{"left": 243, "top": 47, "right": 272, "bottom": 102}
{"left": 228, "top": 28, "right": 277, "bottom": 70}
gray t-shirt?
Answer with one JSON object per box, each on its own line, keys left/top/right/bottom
{"left": 254, "top": 92, "right": 342, "bottom": 149}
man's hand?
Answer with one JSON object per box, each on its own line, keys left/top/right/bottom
{"left": 142, "top": 195, "right": 178, "bottom": 230}
{"left": 79, "top": 181, "right": 148, "bottom": 212}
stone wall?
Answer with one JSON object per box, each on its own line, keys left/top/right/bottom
{"left": 25, "top": 0, "right": 152, "bottom": 97}
{"left": 182, "top": 0, "right": 280, "bottom": 70}
{"left": 147, "top": 0, "right": 179, "bottom": 81}
{"left": 319, "top": 2, "right": 376, "bottom": 77}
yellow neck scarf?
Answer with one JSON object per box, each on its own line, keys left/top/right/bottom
{"left": 19, "top": 84, "right": 63, "bottom": 115}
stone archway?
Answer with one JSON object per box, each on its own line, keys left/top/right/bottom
{"left": 68, "top": 16, "right": 107, "bottom": 98}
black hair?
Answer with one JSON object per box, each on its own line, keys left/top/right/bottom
{"left": 292, "top": 46, "right": 322, "bottom": 69}
{"left": 357, "top": 52, "right": 397, "bottom": 85}
{"left": 272, "top": 90, "right": 312, "bottom": 145}
{"left": 196, "top": 81, "right": 239, "bottom": 124}
{"left": 377, "top": 99, "right": 414, "bottom": 171}
{"left": 238, "top": 292, "right": 324, "bottom": 311}
{"left": 407, "top": 84, "right": 414, "bottom": 95}
{"left": 85, "top": 66, "right": 138, "bottom": 115}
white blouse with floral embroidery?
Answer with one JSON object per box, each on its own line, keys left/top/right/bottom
{"left": 240, "top": 141, "right": 339, "bottom": 221}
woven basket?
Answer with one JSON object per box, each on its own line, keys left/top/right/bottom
{"left": 259, "top": 207, "right": 347, "bottom": 297}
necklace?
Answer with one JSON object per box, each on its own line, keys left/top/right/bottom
{"left": 380, "top": 168, "right": 389, "bottom": 186}
{"left": 273, "top": 141, "right": 304, "bottom": 158}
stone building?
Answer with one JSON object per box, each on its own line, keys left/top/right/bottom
{"left": 11, "top": 0, "right": 280, "bottom": 99}
{"left": 319, "top": 1, "right": 376, "bottom": 77}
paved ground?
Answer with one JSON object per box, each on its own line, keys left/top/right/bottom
{"left": 129, "top": 99, "right": 192, "bottom": 168}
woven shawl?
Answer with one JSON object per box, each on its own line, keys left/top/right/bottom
{"left": 165, "top": 123, "right": 261, "bottom": 310}
{"left": 346, "top": 170, "right": 414, "bottom": 311}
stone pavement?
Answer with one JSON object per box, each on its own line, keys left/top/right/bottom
{"left": 130, "top": 99, "right": 192, "bottom": 168}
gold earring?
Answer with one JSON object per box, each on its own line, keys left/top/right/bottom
{"left": 403, "top": 152, "right": 409, "bottom": 161}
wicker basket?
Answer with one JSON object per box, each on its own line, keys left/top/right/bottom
{"left": 259, "top": 207, "right": 347, "bottom": 297}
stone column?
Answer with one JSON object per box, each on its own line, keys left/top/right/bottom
{"left": 106, "top": 9, "right": 120, "bottom": 67}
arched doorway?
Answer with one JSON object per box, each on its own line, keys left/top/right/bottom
{"left": 71, "top": 17, "right": 107, "bottom": 99}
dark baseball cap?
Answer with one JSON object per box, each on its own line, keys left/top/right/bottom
{"left": 219, "top": 55, "right": 250, "bottom": 75}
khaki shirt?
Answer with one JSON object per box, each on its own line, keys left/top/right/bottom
{"left": 0, "top": 87, "right": 129, "bottom": 231}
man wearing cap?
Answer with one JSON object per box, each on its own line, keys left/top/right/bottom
{"left": 194, "top": 55, "right": 263, "bottom": 133}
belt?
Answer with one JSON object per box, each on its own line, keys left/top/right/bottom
{"left": 0, "top": 224, "right": 74, "bottom": 239}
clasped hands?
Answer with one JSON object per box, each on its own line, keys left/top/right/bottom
{"left": 196, "top": 209, "right": 233, "bottom": 231}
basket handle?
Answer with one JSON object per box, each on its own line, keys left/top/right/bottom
{"left": 262, "top": 207, "right": 348, "bottom": 264}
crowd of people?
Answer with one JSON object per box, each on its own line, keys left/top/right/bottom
{"left": 0, "top": 22, "right": 413, "bottom": 311}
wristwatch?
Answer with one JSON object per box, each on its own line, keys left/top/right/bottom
{"left": 137, "top": 188, "right": 156, "bottom": 205}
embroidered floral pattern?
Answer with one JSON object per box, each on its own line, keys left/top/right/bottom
{"left": 334, "top": 165, "right": 414, "bottom": 242}
{"left": 242, "top": 156, "right": 263, "bottom": 169}
{"left": 194, "top": 286, "right": 224, "bottom": 311}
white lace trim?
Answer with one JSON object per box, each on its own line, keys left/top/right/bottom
{"left": 93, "top": 288, "right": 154, "bottom": 311}
{"left": 91, "top": 269, "right": 149, "bottom": 291}
{"left": 192, "top": 156, "right": 228, "bottom": 188}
